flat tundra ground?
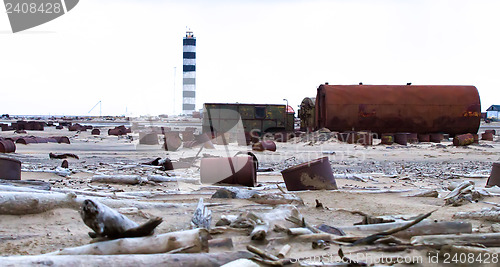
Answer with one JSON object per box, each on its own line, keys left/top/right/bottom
{"left": 1, "top": 122, "right": 500, "bottom": 266}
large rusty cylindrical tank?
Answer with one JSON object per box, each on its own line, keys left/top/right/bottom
{"left": 315, "top": 84, "right": 481, "bottom": 135}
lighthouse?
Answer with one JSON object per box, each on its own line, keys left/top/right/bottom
{"left": 182, "top": 30, "right": 196, "bottom": 115}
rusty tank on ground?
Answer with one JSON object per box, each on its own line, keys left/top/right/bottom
{"left": 314, "top": 84, "right": 481, "bottom": 135}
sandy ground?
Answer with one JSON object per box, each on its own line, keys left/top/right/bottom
{"left": 1, "top": 123, "right": 500, "bottom": 266}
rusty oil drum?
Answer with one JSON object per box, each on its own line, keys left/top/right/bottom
{"left": 281, "top": 157, "right": 337, "bottom": 191}
{"left": 430, "top": 133, "right": 443, "bottom": 143}
{"left": 252, "top": 140, "right": 277, "bottom": 152}
{"left": 486, "top": 163, "right": 500, "bottom": 188}
{"left": 0, "top": 157, "right": 21, "bottom": 180}
{"left": 394, "top": 133, "right": 408, "bottom": 146}
{"left": 418, "top": 133, "right": 430, "bottom": 142}
{"left": 200, "top": 156, "right": 256, "bottom": 187}
{"left": 407, "top": 133, "right": 418, "bottom": 144}
{"left": 381, "top": 133, "right": 394, "bottom": 145}
{"left": 0, "top": 139, "right": 16, "bottom": 153}
{"left": 482, "top": 132, "right": 494, "bottom": 141}
{"left": 453, "top": 133, "right": 474, "bottom": 146}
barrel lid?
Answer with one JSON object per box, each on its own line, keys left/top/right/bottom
{"left": 0, "top": 157, "right": 21, "bottom": 164}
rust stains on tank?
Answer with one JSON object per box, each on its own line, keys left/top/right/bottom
{"left": 315, "top": 84, "right": 481, "bottom": 135}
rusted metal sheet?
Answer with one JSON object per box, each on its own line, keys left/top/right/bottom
{"left": 252, "top": 140, "right": 277, "bottom": 152}
{"left": 482, "top": 132, "right": 494, "bottom": 141}
{"left": 315, "top": 84, "right": 481, "bottom": 135}
{"left": 0, "top": 157, "right": 21, "bottom": 180}
{"left": 486, "top": 163, "right": 500, "bottom": 188}
{"left": 164, "top": 132, "right": 182, "bottom": 151}
{"left": 281, "top": 157, "right": 337, "bottom": 191}
{"left": 200, "top": 156, "right": 257, "bottom": 187}
{"left": 0, "top": 139, "right": 16, "bottom": 153}
{"left": 453, "top": 133, "right": 474, "bottom": 146}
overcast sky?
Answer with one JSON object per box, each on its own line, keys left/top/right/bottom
{"left": 1, "top": 0, "right": 499, "bottom": 116}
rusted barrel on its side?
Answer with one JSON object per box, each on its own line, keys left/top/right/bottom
{"left": 453, "top": 133, "right": 474, "bottom": 146}
{"left": 355, "top": 131, "right": 373, "bottom": 146}
{"left": 486, "top": 163, "right": 500, "bottom": 188}
{"left": 54, "top": 136, "right": 71, "bottom": 144}
{"left": 430, "top": 133, "right": 443, "bottom": 143}
{"left": 252, "top": 140, "right": 277, "bottom": 152}
{"left": 15, "top": 137, "right": 37, "bottom": 145}
{"left": 381, "top": 133, "right": 394, "bottom": 145}
{"left": 0, "top": 157, "right": 21, "bottom": 180}
{"left": 91, "top": 129, "right": 101, "bottom": 135}
{"left": 281, "top": 157, "right": 337, "bottom": 191}
{"left": 485, "top": 129, "right": 496, "bottom": 135}
{"left": 0, "top": 140, "right": 16, "bottom": 153}
{"left": 394, "top": 133, "right": 408, "bottom": 146}
{"left": 482, "top": 132, "right": 494, "bottom": 141}
{"left": 418, "top": 134, "right": 430, "bottom": 142}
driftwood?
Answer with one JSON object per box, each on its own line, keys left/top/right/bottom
{"left": 278, "top": 244, "right": 291, "bottom": 258}
{"left": 1, "top": 251, "right": 253, "bottom": 267}
{"left": 0, "top": 191, "right": 187, "bottom": 215}
{"left": 208, "top": 237, "right": 234, "bottom": 249}
{"left": 0, "top": 179, "right": 51, "bottom": 191}
{"left": 148, "top": 175, "right": 200, "bottom": 184}
{"left": 80, "top": 199, "right": 163, "bottom": 239}
{"left": 251, "top": 223, "right": 269, "bottom": 241}
{"left": 351, "top": 210, "right": 435, "bottom": 245}
{"left": 0, "top": 191, "right": 79, "bottom": 215}
{"left": 47, "top": 228, "right": 209, "bottom": 255}
{"left": 287, "top": 227, "right": 313, "bottom": 236}
{"left": 453, "top": 208, "right": 500, "bottom": 222}
{"left": 411, "top": 233, "right": 500, "bottom": 248}
{"left": 406, "top": 189, "right": 439, "bottom": 198}
{"left": 221, "top": 259, "right": 260, "bottom": 267}
{"left": 341, "top": 220, "right": 472, "bottom": 238}
{"left": 91, "top": 175, "right": 147, "bottom": 185}
{"left": 443, "top": 180, "right": 482, "bottom": 206}
{"left": 49, "top": 152, "right": 79, "bottom": 160}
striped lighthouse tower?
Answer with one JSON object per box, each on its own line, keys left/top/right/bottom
{"left": 182, "top": 30, "right": 196, "bottom": 115}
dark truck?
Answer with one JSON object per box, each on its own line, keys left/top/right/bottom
{"left": 202, "top": 103, "right": 294, "bottom": 144}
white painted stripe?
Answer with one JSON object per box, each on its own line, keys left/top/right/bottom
{"left": 61, "top": 0, "right": 68, "bottom": 13}
{"left": 183, "top": 59, "right": 196, "bottom": 65}
{"left": 183, "top": 46, "right": 196, "bottom": 53}
{"left": 183, "top": 72, "right": 196, "bottom": 79}
{"left": 183, "top": 98, "right": 196, "bottom": 104}
{"left": 183, "top": 84, "right": 196, "bottom": 91}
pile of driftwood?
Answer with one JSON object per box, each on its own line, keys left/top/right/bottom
{"left": 3, "top": 176, "right": 500, "bottom": 266}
